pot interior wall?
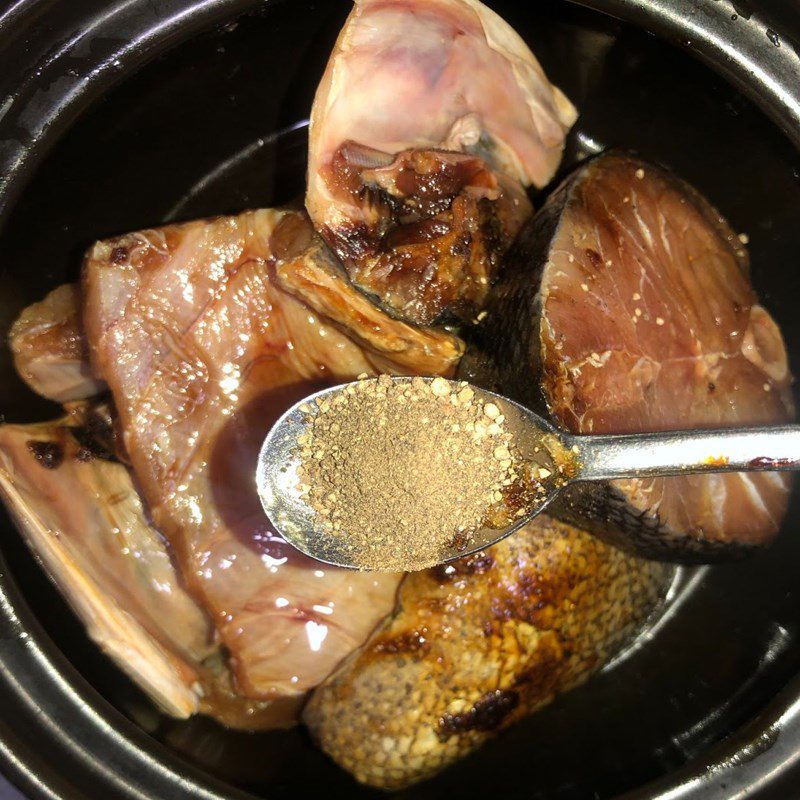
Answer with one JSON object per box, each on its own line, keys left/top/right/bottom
{"left": 0, "top": 1, "right": 799, "bottom": 798}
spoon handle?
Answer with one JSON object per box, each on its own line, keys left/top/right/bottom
{"left": 569, "top": 425, "right": 800, "bottom": 482}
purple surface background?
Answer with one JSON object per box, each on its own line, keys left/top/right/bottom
{"left": 0, "top": 775, "right": 23, "bottom": 800}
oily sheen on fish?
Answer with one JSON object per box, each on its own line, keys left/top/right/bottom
{"left": 0, "top": 414, "right": 209, "bottom": 719}
{"left": 305, "top": 515, "right": 670, "bottom": 789}
{"left": 0, "top": 408, "right": 295, "bottom": 728}
{"left": 269, "top": 212, "right": 465, "bottom": 374}
{"left": 81, "top": 208, "right": 459, "bottom": 709}
{"left": 9, "top": 283, "right": 107, "bottom": 402}
{"left": 306, "top": 0, "right": 576, "bottom": 324}
{"left": 461, "top": 153, "right": 794, "bottom": 560}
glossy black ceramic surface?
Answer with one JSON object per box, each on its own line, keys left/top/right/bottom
{"left": 1, "top": 1, "right": 799, "bottom": 798}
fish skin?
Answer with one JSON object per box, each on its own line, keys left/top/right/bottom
{"left": 460, "top": 152, "right": 794, "bottom": 560}
{"left": 304, "top": 515, "right": 671, "bottom": 789}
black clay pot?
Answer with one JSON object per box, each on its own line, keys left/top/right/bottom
{"left": 1, "top": 1, "right": 800, "bottom": 798}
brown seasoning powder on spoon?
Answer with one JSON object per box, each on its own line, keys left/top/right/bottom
{"left": 296, "top": 376, "right": 525, "bottom": 571}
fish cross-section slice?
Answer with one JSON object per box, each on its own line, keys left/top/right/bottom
{"left": 462, "top": 153, "right": 794, "bottom": 559}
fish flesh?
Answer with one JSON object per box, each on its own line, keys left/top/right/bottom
{"left": 305, "top": 515, "right": 670, "bottom": 789}
{"left": 9, "top": 283, "right": 106, "bottom": 402}
{"left": 80, "top": 208, "right": 459, "bottom": 711}
{"left": 306, "top": 0, "right": 577, "bottom": 324}
{"left": 461, "top": 153, "right": 794, "bottom": 559}
{"left": 0, "top": 406, "right": 298, "bottom": 728}
{"left": 0, "top": 411, "right": 220, "bottom": 719}
{"left": 0, "top": 413, "right": 207, "bottom": 718}
{"left": 8, "top": 208, "right": 670, "bottom": 780}
{"left": 295, "top": 6, "right": 672, "bottom": 786}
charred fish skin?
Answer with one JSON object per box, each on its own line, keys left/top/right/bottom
{"left": 462, "top": 152, "right": 794, "bottom": 562}
{"left": 304, "top": 515, "right": 671, "bottom": 790}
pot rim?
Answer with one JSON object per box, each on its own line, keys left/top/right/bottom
{"left": 0, "top": 1, "right": 798, "bottom": 798}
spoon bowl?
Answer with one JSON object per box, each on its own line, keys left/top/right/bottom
{"left": 257, "top": 377, "right": 800, "bottom": 570}
{"left": 256, "top": 378, "right": 565, "bottom": 569}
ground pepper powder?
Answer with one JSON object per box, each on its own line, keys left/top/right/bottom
{"left": 296, "top": 375, "right": 530, "bottom": 571}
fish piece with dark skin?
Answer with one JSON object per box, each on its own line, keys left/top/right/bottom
{"left": 461, "top": 152, "right": 794, "bottom": 560}
{"left": 304, "top": 515, "right": 671, "bottom": 789}
{"left": 306, "top": 0, "right": 577, "bottom": 324}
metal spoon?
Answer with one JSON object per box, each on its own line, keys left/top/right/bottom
{"left": 256, "top": 377, "right": 800, "bottom": 570}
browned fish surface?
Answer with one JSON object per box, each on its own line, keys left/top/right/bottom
{"left": 462, "top": 153, "right": 794, "bottom": 559}
{"left": 9, "top": 283, "right": 106, "bottom": 402}
{"left": 305, "top": 515, "right": 670, "bottom": 789}
{"left": 313, "top": 144, "right": 530, "bottom": 325}
{"left": 306, "top": 0, "right": 576, "bottom": 324}
{"left": 81, "top": 209, "right": 459, "bottom": 709}
{"left": 271, "top": 213, "right": 464, "bottom": 374}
